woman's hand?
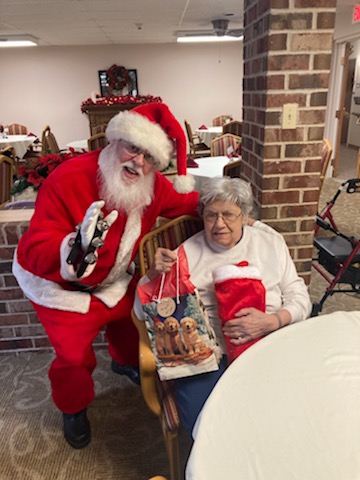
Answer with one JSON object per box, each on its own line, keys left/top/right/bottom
{"left": 222, "top": 307, "right": 287, "bottom": 345}
{"left": 146, "top": 247, "right": 177, "bottom": 280}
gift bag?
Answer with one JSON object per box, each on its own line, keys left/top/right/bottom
{"left": 137, "top": 245, "right": 220, "bottom": 380}
{"left": 212, "top": 261, "right": 266, "bottom": 364}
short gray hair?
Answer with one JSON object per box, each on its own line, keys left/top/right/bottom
{"left": 198, "top": 177, "right": 254, "bottom": 221}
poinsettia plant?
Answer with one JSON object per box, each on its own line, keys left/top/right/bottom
{"left": 11, "top": 149, "right": 82, "bottom": 195}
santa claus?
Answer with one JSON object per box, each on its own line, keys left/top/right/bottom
{"left": 12, "top": 102, "right": 199, "bottom": 449}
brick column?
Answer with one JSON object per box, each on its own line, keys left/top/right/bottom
{"left": 242, "top": 0, "right": 336, "bottom": 283}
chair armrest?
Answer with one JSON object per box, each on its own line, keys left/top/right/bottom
{"left": 131, "top": 309, "right": 162, "bottom": 416}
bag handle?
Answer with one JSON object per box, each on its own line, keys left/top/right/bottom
{"left": 152, "top": 252, "right": 181, "bottom": 304}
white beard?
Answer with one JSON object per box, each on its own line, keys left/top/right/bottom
{"left": 98, "top": 142, "right": 155, "bottom": 214}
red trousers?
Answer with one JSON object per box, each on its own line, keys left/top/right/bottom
{"left": 31, "top": 279, "right": 139, "bottom": 414}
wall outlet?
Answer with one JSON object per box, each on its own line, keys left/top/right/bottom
{"left": 282, "top": 103, "right": 298, "bottom": 129}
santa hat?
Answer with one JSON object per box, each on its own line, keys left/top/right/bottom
{"left": 106, "top": 102, "right": 195, "bottom": 193}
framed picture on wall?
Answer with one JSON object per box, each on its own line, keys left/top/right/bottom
{"left": 98, "top": 69, "right": 138, "bottom": 97}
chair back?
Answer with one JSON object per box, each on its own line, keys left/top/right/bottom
{"left": 184, "top": 119, "right": 195, "bottom": 144}
{"left": 210, "top": 133, "right": 241, "bottom": 157}
{"left": 8, "top": 123, "right": 28, "bottom": 135}
{"left": 320, "top": 138, "right": 332, "bottom": 190}
{"left": 212, "top": 115, "right": 233, "bottom": 126}
{"left": 184, "top": 120, "right": 210, "bottom": 158}
{"left": 91, "top": 123, "right": 108, "bottom": 135}
{"left": 41, "top": 125, "right": 60, "bottom": 155}
{"left": 0, "top": 146, "right": 18, "bottom": 175}
{"left": 138, "top": 215, "right": 203, "bottom": 276}
{"left": 0, "top": 154, "right": 15, "bottom": 207}
{"left": 223, "top": 158, "right": 242, "bottom": 178}
{"left": 87, "top": 133, "right": 109, "bottom": 152}
{"left": 222, "top": 120, "right": 242, "bottom": 137}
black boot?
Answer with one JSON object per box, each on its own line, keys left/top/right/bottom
{"left": 63, "top": 408, "right": 91, "bottom": 449}
{"left": 111, "top": 359, "right": 140, "bottom": 385}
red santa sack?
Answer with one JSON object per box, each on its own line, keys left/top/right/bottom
{"left": 212, "top": 261, "right": 266, "bottom": 364}
{"left": 137, "top": 245, "right": 220, "bottom": 381}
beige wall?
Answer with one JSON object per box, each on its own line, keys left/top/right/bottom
{"left": 0, "top": 42, "right": 242, "bottom": 148}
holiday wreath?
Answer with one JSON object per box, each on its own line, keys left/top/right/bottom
{"left": 106, "top": 64, "right": 131, "bottom": 91}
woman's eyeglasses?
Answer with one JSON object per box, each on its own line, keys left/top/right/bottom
{"left": 203, "top": 211, "right": 242, "bottom": 224}
{"left": 121, "top": 140, "right": 158, "bottom": 167}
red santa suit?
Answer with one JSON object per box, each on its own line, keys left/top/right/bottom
{"left": 13, "top": 109, "right": 199, "bottom": 414}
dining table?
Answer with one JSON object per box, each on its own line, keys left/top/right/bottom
{"left": 186, "top": 310, "right": 360, "bottom": 480}
{"left": 195, "top": 126, "right": 223, "bottom": 147}
{"left": 0, "top": 134, "right": 37, "bottom": 159}
{"left": 66, "top": 139, "right": 88, "bottom": 151}
{"left": 187, "top": 155, "right": 233, "bottom": 190}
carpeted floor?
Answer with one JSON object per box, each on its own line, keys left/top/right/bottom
{"left": 0, "top": 348, "right": 193, "bottom": 480}
{"left": 1, "top": 176, "right": 359, "bottom": 480}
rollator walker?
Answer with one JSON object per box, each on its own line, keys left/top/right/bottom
{"left": 312, "top": 178, "right": 360, "bottom": 315}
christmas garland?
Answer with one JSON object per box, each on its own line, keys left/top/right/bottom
{"left": 106, "top": 64, "right": 131, "bottom": 91}
{"left": 81, "top": 94, "right": 163, "bottom": 112}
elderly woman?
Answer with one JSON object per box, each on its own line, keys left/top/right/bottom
{"left": 138, "top": 177, "right": 312, "bottom": 434}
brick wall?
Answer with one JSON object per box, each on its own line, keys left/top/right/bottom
{"left": 0, "top": 219, "right": 108, "bottom": 355}
{"left": 242, "top": 0, "right": 336, "bottom": 284}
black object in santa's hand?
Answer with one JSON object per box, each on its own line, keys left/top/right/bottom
{"left": 75, "top": 217, "right": 109, "bottom": 278}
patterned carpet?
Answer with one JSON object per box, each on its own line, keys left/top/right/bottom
{"left": 1, "top": 177, "right": 359, "bottom": 480}
{"left": 0, "top": 349, "right": 189, "bottom": 480}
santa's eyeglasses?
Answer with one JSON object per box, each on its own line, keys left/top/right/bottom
{"left": 121, "top": 140, "right": 158, "bottom": 167}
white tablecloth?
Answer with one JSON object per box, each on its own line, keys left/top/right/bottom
{"left": 186, "top": 311, "right": 360, "bottom": 480}
{"left": 66, "top": 139, "right": 88, "bottom": 151}
{"left": 195, "top": 126, "right": 222, "bottom": 147}
{"left": 187, "top": 156, "right": 231, "bottom": 190}
{"left": 0, "top": 135, "right": 37, "bottom": 159}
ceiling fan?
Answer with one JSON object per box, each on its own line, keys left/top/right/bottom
{"left": 177, "top": 19, "right": 243, "bottom": 40}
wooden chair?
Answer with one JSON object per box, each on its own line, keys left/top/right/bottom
{"left": 8, "top": 123, "right": 28, "bottom": 135}
{"left": 41, "top": 125, "right": 60, "bottom": 155}
{"left": 132, "top": 215, "right": 204, "bottom": 480}
{"left": 222, "top": 120, "right": 243, "bottom": 137}
{"left": 212, "top": 115, "right": 233, "bottom": 126}
{"left": 91, "top": 123, "right": 108, "bottom": 135}
{"left": 223, "top": 158, "right": 242, "bottom": 178}
{"left": 0, "top": 145, "right": 18, "bottom": 175}
{"left": 0, "top": 154, "right": 15, "bottom": 207}
{"left": 184, "top": 120, "right": 210, "bottom": 158}
{"left": 210, "top": 133, "right": 241, "bottom": 157}
{"left": 320, "top": 138, "right": 333, "bottom": 191}
{"left": 87, "top": 132, "right": 109, "bottom": 151}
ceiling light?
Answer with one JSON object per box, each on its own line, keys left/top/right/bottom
{"left": 177, "top": 35, "right": 243, "bottom": 43}
{"left": 0, "top": 35, "right": 38, "bottom": 47}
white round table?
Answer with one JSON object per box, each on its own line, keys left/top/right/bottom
{"left": 0, "top": 135, "right": 37, "bottom": 159}
{"left": 187, "top": 156, "right": 232, "bottom": 191}
{"left": 186, "top": 311, "right": 360, "bottom": 480}
{"left": 195, "top": 126, "right": 222, "bottom": 147}
{"left": 66, "top": 139, "right": 88, "bottom": 151}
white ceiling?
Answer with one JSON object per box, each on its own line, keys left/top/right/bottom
{"left": 0, "top": 0, "right": 244, "bottom": 46}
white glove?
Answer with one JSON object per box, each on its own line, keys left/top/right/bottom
{"left": 80, "top": 201, "right": 118, "bottom": 250}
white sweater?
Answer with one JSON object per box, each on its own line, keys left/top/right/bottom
{"left": 135, "top": 221, "right": 312, "bottom": 353}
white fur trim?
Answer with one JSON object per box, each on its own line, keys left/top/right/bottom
{"left": 212, "top": 264, "right": 262, "bottom": 284}
{"left": 12, "top": 250, "right": 91, "bottom": 313}
{"left": 93, "top": 208, "right": 142, "bottom": 308}
{"left": 173, "top": 174, "right": 195, "bottom": 193}
{"left": 106, "top": 110, "right": 173, "bottom": 170}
